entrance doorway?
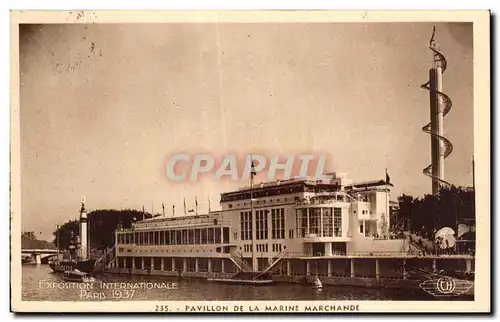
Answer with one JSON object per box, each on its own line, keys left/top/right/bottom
{"left": 312, "top": 243, "right": 325, "bottom": 256}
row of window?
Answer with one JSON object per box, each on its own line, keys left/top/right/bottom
{"left": 116, "top": 227, "right": 230, "bottom": 246}
{"left": 272, "top": 243, "right": 283, "bottom": 252}
{"left": 296, "top": 207, "right": 343, "bottom": 237}
{"left": 227, "top": 196, "right": 298, "bottom": 209}
{"left": 256, "top": 244, "right": 268, "bottom": 252}
{"left": 222, "top": 185, "right": 304, "bottom": 202}
{"left": 240, "top": 208, "right": 286, "bottom": 241}
{"left": 240, "top": 243, "right": 284, "bottom": 253}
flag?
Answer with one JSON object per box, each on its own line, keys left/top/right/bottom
{"left": 183, "top": 198, "right": 187, "bottom": 214}
{"left": 250, "top": 160, "right": 257, "bottom": 178}
{"left": 142, "top": 205, "right": 145, "bottom": 220}
{"left": 385, "top": 169, "right": 391, "bottom": 185}
{"left": 172, "top": 205, "right": 175, "bottom": 215}
{"left": 208, "top": 197, "right": 211, "bottom": 212}
{"left": 195, "top": 197, "right": 198, "bottom": 208}
{"left": 162, "top": 202, "right": 165, "bottom": 216}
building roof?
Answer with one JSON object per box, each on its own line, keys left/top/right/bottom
{"left": 345, "top": 179, "right": 393, "bottom": 189}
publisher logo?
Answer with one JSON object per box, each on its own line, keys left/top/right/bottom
{"left": 419, "top": 277, "right": 473, "bottom": 297}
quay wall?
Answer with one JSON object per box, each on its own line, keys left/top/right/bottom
{"left": 105, "top": 256, "right": 474, "bottom": 290}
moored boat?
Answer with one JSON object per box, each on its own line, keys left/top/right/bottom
{"left": 312, "top": 276, "right": 323, "bottom": 289}
{"left": 62, "top": 269, "right": 96, "bottom": 283}
{"left": 207, "top": 271, "right": 275, "bottom": 286}
{"left": 49, "top": 258, "right": 96, "bottom": 274}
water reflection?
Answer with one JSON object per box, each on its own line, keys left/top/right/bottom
{"left": 22, "top": 265, "right": 470, "bottom": 301}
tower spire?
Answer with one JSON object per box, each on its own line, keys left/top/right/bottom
{"left": 420, "top": 26, "right": 453, "bottom": 195}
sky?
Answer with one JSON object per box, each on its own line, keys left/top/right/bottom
{"left": 18, "top": 22, "right": 474, "bottom": 240}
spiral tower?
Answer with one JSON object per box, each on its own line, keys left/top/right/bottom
{"left": 420, "top": 26, "right": 453, "bottom": 195}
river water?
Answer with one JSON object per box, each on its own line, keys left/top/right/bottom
{"left": 22, "top": 265, "right": 468, "bottom": 301}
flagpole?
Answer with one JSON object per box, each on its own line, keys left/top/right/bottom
{"left": 385, "top": 169, "right": 389, "bottom": 237}
{"left": 250, "top": 160, "right": 257, "bottom": 272}
{"left": 56, "top": 223, "right": 60, "bottom": 258}
{"left": 472, "top": 154, "right": 475, "bottom": 192}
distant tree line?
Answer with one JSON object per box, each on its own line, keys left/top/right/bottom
{"left": 53, "top": 209, "right": 154, "bottom": 250}
{"left": 390, "top": 185, "right": 475, "bottom": 239}
{"left": 21, "top": 231, "right": 55, "bottom": 249}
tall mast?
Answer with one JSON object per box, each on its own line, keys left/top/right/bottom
{"left": 56, "top": 223, "right": 60, "bottom": 258}
{"left": 250, "top": 159, "right": 257, "bottom": 272}
{"left": 472, "top": 154, "right": 475, "bottom": 191}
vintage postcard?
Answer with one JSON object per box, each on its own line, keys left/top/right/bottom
{"left": 10, "top": 10, "right": 490, "bottom": 313}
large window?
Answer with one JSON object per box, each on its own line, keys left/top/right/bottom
{"left": 214, "top": 228, "right": 221, "bottom": 244}
{"left": 256, "top": 210, "right": 268, "bottom": 240}
{"left": 201, "top": 228, "right": 208, "bottom": 244}
{"left": 334, "top": 207, "right": 342, "bottom": 237}
{"left": 240, "top": 211, "right": 252, "bottom": 241}
{"left": 207, "top": 227, "right": 215, "bottom": 244}
{"left": 194, "top": 229, "right": 200, "bottom": 244}
{"left": 271, "top": 208, "right": 285, "bottom": 239}
{"left": 323, "top": 208, "right": 333, "bottom": 237}
{"left": 310, "top": 208, "right": 320, "bottom": 235}
{"left": 295, "top": 208, "right": 308, "bottom": 237}
{"left": 188, "top": 229, "right": 194, "bottom": 244}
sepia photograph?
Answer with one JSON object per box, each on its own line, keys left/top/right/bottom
{"left": 10, "top": 10, "right": 490, "bottom": 313}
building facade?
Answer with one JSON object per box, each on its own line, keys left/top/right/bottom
{"left": 112, "top": 173, "right": 411, "bottom": 275}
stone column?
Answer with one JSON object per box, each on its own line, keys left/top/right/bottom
{"left": 208, "top": 259, "right": 212, "bottom": 273}
{"left": 375, "top": 259, "right": 380, "bottom": 281}
{"left": 320, "top": 208, "right": 323, "bottom": 237}
{"left": 183, "top": 258, "right": 187, "bottom": 272}
{"left": 35, "top": 254, "right": 41, "bottom": 265}
{"left": 327, "top": 260, "right": 332, "bottom": 277}
{"left": 325, "top": 243, "right": 333, "bottom": 256}
{"left": 350, "top": 259, "right": 355, "bottom": 278}
{"left": 160, "top": 258, "right": 164, "bottom": 271}
{"left": 466, "top": 259, "right": 472, "bottom": 273}
{"left": 306, "top": 208, "right": 310, "bottom": 236}
{"left": 171, "top": 258, "right": 175, "bottom": 271}
{"left": 132, "top": 257, "right": 136, "bottom": 270}
{"left": 195, "top": 258, "right": 199, "bottom": 273}
{"left": 151, "top": 257, "right": 154, "bottom": 271}
{"left": 141, "top": 257, "right": 145, "bottom": 270}
{"left": 221, "top": 259, "right": 225, "bottom": 273}
{"left": 286, "top": 259, "right": 291, "bottom": 276}
{"left": 306, "top": 260, "right": 310, "bottom": 276}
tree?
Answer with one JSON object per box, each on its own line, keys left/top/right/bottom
{"left": 53, "top": 220, "right": 79, "bottom": 250}
{"left": 52, "top": 209, "right": 152, "bottom": 250}
{"left": 395, "top": 185, "right": 475, "bottom": 240}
